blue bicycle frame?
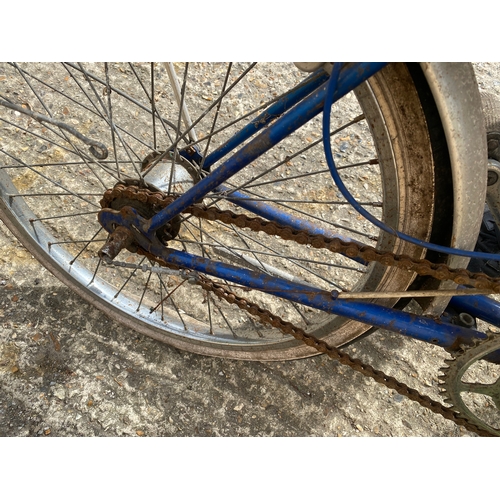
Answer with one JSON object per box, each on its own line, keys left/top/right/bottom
{"left": 99, "top": 62, "right": 500, "bottom": 355}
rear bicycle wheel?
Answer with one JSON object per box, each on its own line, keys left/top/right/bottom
{"left": 0, "top": 62, "right": 447, "bottom": 360}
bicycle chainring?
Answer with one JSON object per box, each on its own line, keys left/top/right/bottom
{"left": 440, "top": 334, "right": 500, "bottom": 436}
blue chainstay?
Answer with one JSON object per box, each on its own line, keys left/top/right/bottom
{"left": 98, "top": 208, "right": 488, "bottom": 349}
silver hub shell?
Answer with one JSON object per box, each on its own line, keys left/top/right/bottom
{"left": 143, "top": 151, "right": 199, "bottom": 195}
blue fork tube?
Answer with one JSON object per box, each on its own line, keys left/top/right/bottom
{"left": 145, "top": 63, "right": 388, "bottom": 234}
{"left": 159, "top": 246, "right": 486, "bottom": 349}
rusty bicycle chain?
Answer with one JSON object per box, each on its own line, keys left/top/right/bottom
{"left": 101, "top": 183, "right": 500, "bottom": 293}
{"left": 100, "top": 183, "right": 498, "bottom": 436}
{"left": 196, "top": 276, "right": 493, "bottom": 437}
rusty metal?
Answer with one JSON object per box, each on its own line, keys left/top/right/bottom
{"left": 98, "top": 183, "right": 500, "bottom": 436}
{"left": 196, "top": 275, "right": 495, "bottom": 437}
{"left": 98, "top": 223, "right": 136, "bottom": 262}
{"left": 440, "top": 334, "right": 500, "bottom": 436}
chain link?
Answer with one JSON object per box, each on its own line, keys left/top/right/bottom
{"left": 101, "top": 183, "right": 500, "bottom": 293}
{"left": 99, "top": 183, "right": 498, "bottom": 436}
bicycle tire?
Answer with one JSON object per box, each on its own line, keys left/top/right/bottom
{"left": 0, "top": 62, "right": 450, "bottom": 360}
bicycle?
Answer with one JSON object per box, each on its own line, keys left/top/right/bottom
{"left": 0, "top": 62, "right": 499, "bottom": 436}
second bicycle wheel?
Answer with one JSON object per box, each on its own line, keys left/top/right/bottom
{"left": 0, "top": 62, "right": 449, "bottom": 360}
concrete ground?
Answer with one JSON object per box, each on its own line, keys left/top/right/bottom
{"left": 0, "top": 220, "right": 480, "bottom": 437}
{"left": 1, "top": 63, "right": 500, "bottom": 437}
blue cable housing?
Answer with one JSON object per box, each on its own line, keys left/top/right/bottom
{"left": 322, "top": 63, "right": 500, "bottom": 262}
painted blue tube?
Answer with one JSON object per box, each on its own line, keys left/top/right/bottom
{"left": 450, "top": 293, "right": 500, "bottom": 328}
{"left": 159, "top": 245, "right": 486, "bottom": 349}
{"left": 202, "top": 69, "right": 330, "bottom": 170}
{"left": 145, "top": 63, "right": 388, "bottom": 234}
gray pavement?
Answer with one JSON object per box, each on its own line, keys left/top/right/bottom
{"left": 2, "top": 62, "right": 500, "bottom": 437}
{"left": 0, "top": 220, "right": 476, "bottom": 437}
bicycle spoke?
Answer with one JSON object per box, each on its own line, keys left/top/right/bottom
{"left": 136, "top": 268, "right": 153, "bottom": 312}
{"left": 200, "top": 63, "right": 233, "bottom": 168}
{"left": 150, "top": 63, "right": 157, "bottom": 150}
{"left": 104, "top": 63, "right": 121, "bottom": 179}
{"left": 69, "top": 226, "right": 104, "bottom": 265}
{"left": 156, "top": 274, "right": 188, "bottom": 330}
{"left": 29, "top": 210, "right": 100, "bottom": 222}
{"left": 195, "top": 216, "right": 214, "bottom": 335}
{"left": 111, "top": 256, "right": 147, "bottom": 299}
{"left": 49, "top": 238, "right": 108, "bottom": 247}
{"left": 290, "top": 301, "right": 312, "bottom": 326}
{"left": 88, "top": 257, "right": 102, "bottom": 285}
{"left": 242, "top": 159, "right": 378, "bottom": 190}
{"left": 157, "top": 272, "right": 165, "bottom": 320}
{"left": 210, "top": 294, "right": 239, "bottom": 338}
{"left": 6, "top": 192, "right": 103, "bottom": 197}
{"left": 206, "top": 194, "right": 382, "bottom": 206}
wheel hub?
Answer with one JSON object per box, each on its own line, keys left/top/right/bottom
{"left": 98, "top": 150, "right": 201, "bottom": 258}
{"left": 141, "top": 150, "right": 200, "bottom": 195}
{"left": 106, "top": 188, "right": 181, "bottom": 243}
